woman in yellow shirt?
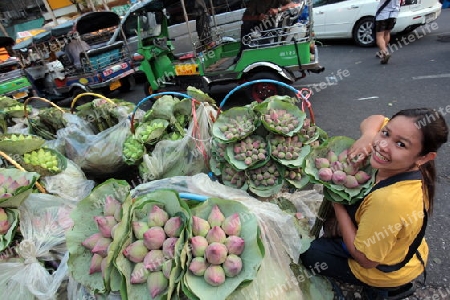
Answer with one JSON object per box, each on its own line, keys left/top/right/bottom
{"left": 300, "top": 108, "right": 448, "bottom": 299}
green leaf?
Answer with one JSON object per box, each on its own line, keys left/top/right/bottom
{"left": 0, "top": 134, "right": 46, "bottom": 155}
{"left": 183, "top": 198, "right": 264, "bottom": 300}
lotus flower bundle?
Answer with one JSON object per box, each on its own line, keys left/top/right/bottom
{"left": 269, "top": 134, "right": 302, "bottom": 160}
{"left": 230, "top": 135, "right": 268, "bottom": 167}
{"left": 218, "top": 114, "right": 255, "bottom": 140}
{"left": 0, "top": 208, "right": 11, "bottom": 235}
{"left": 0, "top": 173, "right": 30, "bottom": 199}
{"left": 212, "top": 106, "right": 257, "bottom": 143}
{"left": 246, "top": 160, "right": 280, "bottom": 187}
{"left": 220, "top": 164, "right": 247, "bottom": 189}
{"left": 263, "top": 108, "right": 301, "bottom": 135}
{"left": 21, "top": 147, "right": 66, "bottom": 175}
{"left": 187, "top": 205, "right": 245, "bottom": 287}
{"left": 122, "top": 135, "right": 145, "bottom": 165}
{"left": 0, "top": 168, "right": 38, "bottom": 208}
{"left": 135, "top": 119, "right": 169, "bottom": 145}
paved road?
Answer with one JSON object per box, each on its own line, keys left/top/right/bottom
{"left": 70, "top": 8, "right": 450, "bottom": 290}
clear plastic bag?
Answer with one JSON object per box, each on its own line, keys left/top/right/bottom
{"left": 139, "top": 102, "right": 216, "bottom": 181}
{"left": 62, "top": 118, "right": 131, "bottom": 175}
{"left": 131, "top": 173, "right": 334, "bottom": 300}
{"left": 0, "top": 193, "right": 74, "bottom": 300}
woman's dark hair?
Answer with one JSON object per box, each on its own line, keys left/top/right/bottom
{"left": 391, "top": 108, "right": 449, "bottom": 214}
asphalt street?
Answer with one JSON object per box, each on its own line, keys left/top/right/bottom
{"left": 74, "top": 8, "right": 450, "bottom": 291}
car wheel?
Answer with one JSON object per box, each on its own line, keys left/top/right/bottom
{"left": 353, "top": 17, "right": 376, "bottom": 47}
{"left": 244, "top": 72, "right": 289, "bottom": 103}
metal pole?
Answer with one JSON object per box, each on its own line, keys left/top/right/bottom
{"left": 41, "top": 0, "right": 58, "bottom": 24}
{"left": 0, "top": 22, "right": 9, "bottom": 37}
{"left": 180, "top": 0, "right": 196, "bottom": 53}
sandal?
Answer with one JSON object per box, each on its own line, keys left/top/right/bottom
{"left": 380, "top": 53, "right": 391, "bottom": 65}
{"left": 362, "top": 282, "right": 415, "bottom": 300}
{"left": 386, "top": 282, "right": 416, "bottom": 300}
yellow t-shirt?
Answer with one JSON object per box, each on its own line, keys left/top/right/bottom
{"left": 348, "top": 178, "right": 428, "bottom": 287}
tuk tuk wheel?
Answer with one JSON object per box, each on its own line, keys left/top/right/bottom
{"left": 245, "top": 72, "right": 286, "bottom": 102}
{"left": 144, "top": 82, "right": 154, "bottom": 96}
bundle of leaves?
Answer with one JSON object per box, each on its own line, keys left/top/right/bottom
{"left": 0, "top": 96, "right": 31, "bottom": 119}
{"left": 66, "top": 179, "right": 132, "bottom": 294}
{"left": 28, "top": 106, "right": 69, "bottom": 140}
{"left": 304, "top": 136, "right": 375, "bottom": 204}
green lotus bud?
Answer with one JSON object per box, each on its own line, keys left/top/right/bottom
{"left": 123, "top": 240, "right": 148, "bottom": 263}
{"left": 344, "top": 175, "right": 359, "bottom": 189}
{"left": 0, "top": 220, "right": 10, "bottom": 235}
{"left": 206, "top": 226, "right": 226, "bottom": 244}
{"left": 224, "top": 235, "right": 245, "bottom": 255}
{"left": 205, "top": 242, "right": 228, "bottom": 265}
{"left": 221, "top": 213, "right": 241, "bottom": 236}
{"left": 318, "top": 168, "right": 333, "bottom": 182}
{"left": 332, "top": 170, "right": 347, "bottom": 185}
{"left": 355, "top": 170, "right": 371, "bottom": 184}
{"left": 190, "top": 235, "right": 209, "bottom": 257}
{"left": 327, "top": 151, "right": 338, "bottom": 163}
{"left": 143, "top": 226, "right": 166, "bottom": 250}
{"left": 162, "top": 259, "right": 172, "bottom": 279}
{"left": 342, "top": 162, "right": 358, "bottom": 176}
{"left": 92, "top": 237, "right": 112, "bottom": 258}
{"left": 82, "top": 233, "right": 103, "bottom": 250}
{"left": 189, "top": 257, "right": 209, "bottom": 276}
{"left": 204, "top": 265, "right": 226, "bottom": 287}
{"left": 147, "top": 271, "right": 169, "bottom": 298}
{"left": 0, "top": 208, "right": 7, "bottom": 222}
{"left": 132, "top": 221, "right": 149, "bottom": 240}
{"left": 101, "top": 256, "right": 108, "bottom": 279}
{"left": 103, "top": 196, "right": 122, "bottom": 217}
{"left": 114, "top": 205, "right": 122, "bottom": 222}
{"left": 130, "top": 262, "right": 149, "bottom": 284}
{"left": 164, "top": 216, "right": 183, "bottom": 238}
{"left": 162, "top": 237, "right": 178, "bottom": 259}
{"left": 89, "top": 253, "right": 104, "bottom": 275}
{"left": 336, "top": 149, "right": 348, "bottom": 163}
{"left": 94, "top": 216, "right": 117, "bottom": 238}
{"left": 208, "top": 205, "right": 225, "bottom": 227}
{"left": 223, "top": 254, "right": 243, "bottom": 277}
{"left": 148, "top": 205, "right": 169, "bottom": 227}
{"left": 315, "top": 158, "right": 330, "bottom": 169}
{"left": 143, "top": 249, "right": 165, "bottom": 271}
{"left": 192, "top": 216, "right": 210, "bottom": 237}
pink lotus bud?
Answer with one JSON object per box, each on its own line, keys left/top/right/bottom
{"left": 143, "top": 226, "right": 166, "bottom": 250}
{"left": 221, "top": 213, "right": 241, "bottom": 236}
{"left": 82, "top": 233, "right": 103, "bottom": 250}
{"left": 344, "top": 175, "right": 359, "bottom": 189}
{"left": 164, "top": 216, "right": 183, "bottom": 238}
{"left": 188, "top": 257, "right": 209, "bottom": 276}
{"left": 355, "top": 170, "right": 371, "bottom": 184}
{"left": 148, "top": 205, "right": 169, "bottom": 227}
{"left": 91, "top": 237, "right": 112, "bottom": 258}
{"left": 190, "top": 236, "right": 209, "bottom": 257}
{"left": 7, "top": 180, "right": 20, "bottom": 191}
{"left": 132, "top": 221, "right": 149, "bottom": 240}
{"left": 162, "top": 259, "right": 172, "bottom": 279}
{"left": 15, "top": 176, "right": 29, "bottom": 186}
{"left": 224, "top": 236, "right": 245, "bottom": 255}
{"left": 327, "top": 151, "right": 338, "bottom": 163}
{"left": 143, "top": 249, "right": 165, "bottom": 271}
{"left": 147, "top": 271, "right": 169, "bottom": 298}
{"left": 223, "top": 254, "right": 243, "bottom": 277}
{"left": 0, "top": 220, "right": 10, "bottom": 235}
{"left": 130, "top": 262, "right": 149, "bottom": 284}
{"left": 103, "top": 196, "right": 122, "bottom": 217}
{"left": 330, "top": 161, "right": 343, "bottom": 172}
{"left": 338, "top": 149, "right": 348, "bottom": 163}
{"left": 318, "top": 168, "right": 333, "bottom": 182}
{"left": 204, "top": 265, "right": 226, "bottom": 287}
{"left": 94, "top": 216, "right": 117, "bottom": 238}
{"left": 0, "top": 208, "right": 7, "bottom": 222}
{"left": 332, "top": 170, "right": 347, "bottom": 185}
{"left": 343, "top": 162, "right": 358, "bottom": 176}
{"left": 205, "top": 226, "right": 227, "bottom": 244}
{"left": 314, "top": 158, "right": 330, "bottom": 169}
{"left": 205, "top": 242, "right": 228, "bottom": 265}
{"left": 123, "top": 240, "right": 148, "bottom": 263}
{"left": 207, "top": 205, "right": 225, "bottom": 227}
{"left": 89, "top": 253, "right": 103, "bottom": 275}
{"left": 162, "top": 237, "right": 178, "bottom": 259}
{"left": 192, "top": 216, "right": 211, "bottom": 237}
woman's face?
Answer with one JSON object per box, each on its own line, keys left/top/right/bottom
{"left": 370, "top": 115, "right": 424, "bottom": 177}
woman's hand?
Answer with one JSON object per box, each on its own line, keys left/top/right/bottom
{"left": 347, "top": 135, "right": 373, "bottom": 166}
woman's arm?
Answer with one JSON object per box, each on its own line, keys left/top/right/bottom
{"left": 332, "top": 203, "right": 379, "bottom": 269}
{"left": 348, "top": 115, "right": 386, "bottom": 164}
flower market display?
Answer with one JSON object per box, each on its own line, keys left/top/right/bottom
{"left": 0, "top": 87, "right": 372, "bottom": 299}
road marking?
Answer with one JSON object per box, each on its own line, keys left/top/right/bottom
{"left": 355, "top": 96, "right": 379, "bottom": 101}
{"left": 412, "top": 73, "right": 450, "bottom": 80}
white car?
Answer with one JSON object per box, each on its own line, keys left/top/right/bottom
{"left": 312, "top": 0, "right": 442, "bottom": 46}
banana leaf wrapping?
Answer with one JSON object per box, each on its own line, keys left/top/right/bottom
{"left": 0, "top": 133, "right": 46, "bottom": 155}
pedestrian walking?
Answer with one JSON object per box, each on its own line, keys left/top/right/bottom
{"left": 375, "top": 0, "right": 402, "bottom": 64}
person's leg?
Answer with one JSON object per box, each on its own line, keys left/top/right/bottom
{"left": 299, "top": 237, "right": 366, "bottom": 285}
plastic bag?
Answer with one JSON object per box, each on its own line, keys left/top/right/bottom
{"left": 0, "top": 193, "right": 75, "bottom": 300}
{"left": 62, "top": 118, "right": 131, "bottom": 175}
{"left": 131, "top": 173, "right": 334, "bottom": 300}
{"left": 42, "top": 159, "right": 95, "bottom": 203}
{"left": 139, "top": 102, "right": 216, "bottom": 181}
